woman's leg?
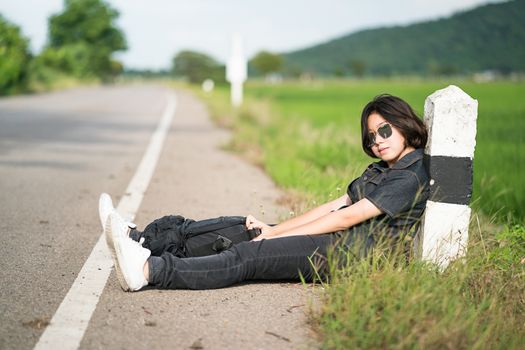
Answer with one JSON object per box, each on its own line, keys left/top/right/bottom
{"left": 147, "top": 234, "right": 338, "bottom": 290}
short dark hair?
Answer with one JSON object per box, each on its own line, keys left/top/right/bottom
{"left": 360, "top": 94, "right": 428, "bottom": 158}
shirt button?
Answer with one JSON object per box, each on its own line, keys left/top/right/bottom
{"left": 363, "top": 176, "right": 368, "bottom": 180}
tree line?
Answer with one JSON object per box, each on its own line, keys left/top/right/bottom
{"left": 170, "top": 50, "right": 284, "bottom": 85}
{"left": 1, "top": 0, "right": 127, "bottom": 96}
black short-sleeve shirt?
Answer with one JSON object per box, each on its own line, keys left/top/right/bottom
{"left": 345, "top": 148, "right": 429, "bottom": 242}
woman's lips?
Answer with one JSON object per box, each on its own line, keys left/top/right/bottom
{"left": 379, "top": 147, "right": 389, "bottom": 154}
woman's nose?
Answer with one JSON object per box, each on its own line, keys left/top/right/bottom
{"left": 375, "top": 135, "right": 386, "bottom": 143}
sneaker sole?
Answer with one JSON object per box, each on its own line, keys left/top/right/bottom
{"left": 103, "top": 210, "right": 130, "bottom": 284}
{"left": 99, "top": 193, "right": 114, "bottom": 230}
{"left": 104, "top": 218, "right": 131, "bottom": 292}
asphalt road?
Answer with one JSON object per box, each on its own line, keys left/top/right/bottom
{"left": 0, "top": 85, "right": 318, "bottom": 350}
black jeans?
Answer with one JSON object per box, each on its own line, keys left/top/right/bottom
{"left": 146, "top": 234, "right": 342, "bottom": 290}
{"left": 145, "top": 228, "right": 375, "bottom": 290}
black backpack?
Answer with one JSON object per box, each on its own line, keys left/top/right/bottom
{"left": 131, "top": 215, "right": 261, "bottom": 258}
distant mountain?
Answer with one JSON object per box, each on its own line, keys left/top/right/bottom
{"left": 282, "top": 0, "right": 525, "bottom": 76}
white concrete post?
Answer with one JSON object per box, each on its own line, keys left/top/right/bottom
{"left": 226, "top": 33, "right": 247, "bottom": 108}
{"left": 417, "top": 85, "right": 478, "bottom": 269}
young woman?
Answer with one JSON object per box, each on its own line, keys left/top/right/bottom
{"left": 102, "top": 94, "right": 429, "bottom": 292}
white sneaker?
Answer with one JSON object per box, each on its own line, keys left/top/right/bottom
{"left": 98, "top": 193, "right": 137, "bottom": 231}
{"left": 99, "top": 193, "right": 128, "bottom": 255}
{"left": 106, "top": 212, "right": 150, "bottom": 292}
{"left": 98, "top": 193, "right": 114, "bottom": 229}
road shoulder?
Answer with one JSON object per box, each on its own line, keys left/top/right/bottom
{"left": 81, "top": 88, "right": 319, "bottom": 349}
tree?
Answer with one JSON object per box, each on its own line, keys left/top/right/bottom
{"left": 427, "top": 61, "right": 458, "bottom": 77}
{"left": 0, "top": 15, "right": 31, "bottom": 95}
{"left": 250, "top": 51, "right": 283, "bottom": 76}
{"left": 348, "top": 60, "right": 366, "bottom": 78}
{"left": 333, "top": 66, "right": 344, "bottom": 77}
{"left": 172, "top": 50, "right": 225, "bottom": 84}
{"left": 45, "top": 0, "right": 126, "bottom": 79}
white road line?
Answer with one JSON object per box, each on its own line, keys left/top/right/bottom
{"left": 34, "top": 92, "right": 177, "bottom": 350}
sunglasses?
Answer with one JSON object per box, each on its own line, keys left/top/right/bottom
{"left": 367, "top": 123, "right": 393, "bottom": 147}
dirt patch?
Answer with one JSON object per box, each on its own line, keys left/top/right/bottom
{"left": 22, "top": 317, "right": 50, "bottom": 330}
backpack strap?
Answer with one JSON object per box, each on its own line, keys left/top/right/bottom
{"left": 212, "top": 235, "right": 233, "bottom": 252}
{"left": 210, "top": 228, "right": 261, "bottom": 252}
{"left": 185, "top": 216, "right": 246, "bottom": 238}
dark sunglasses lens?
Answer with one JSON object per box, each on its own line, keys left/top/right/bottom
{"left": 378, "top": 124, "right": 392, "bottom": 139}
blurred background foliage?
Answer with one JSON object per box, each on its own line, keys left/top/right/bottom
{"left": 43, "top": 0, "right": 126, "bottom": 79}
{"left": 0, "top": 0, "right": 126, "bottom": 95}
{"left": 172, "top": 50, "right": 226, "bottom": 85}
{"left": 0, "top": 14, "right": 31, "bottom": 95}
{"left": 250, "top": 51, "right": 283, "bottom": 77}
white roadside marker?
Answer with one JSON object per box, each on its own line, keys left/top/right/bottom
{"left": 418, "top": 85, "right": 478, "bottom": 269}
{"left": 33, "top": 92, "right": 177, "bottom": 350}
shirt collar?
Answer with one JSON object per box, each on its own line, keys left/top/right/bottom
{"left": 391, "top": 148, "right": 424, "bottom": 170}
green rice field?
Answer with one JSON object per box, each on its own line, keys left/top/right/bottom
{"left": 220, "top": 79, "right": 525, "bottom": 223}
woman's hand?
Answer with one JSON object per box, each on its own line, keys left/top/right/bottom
{"left": 246, "top": 215, "right": 273, "bottom": 240}
{"left": 246, "top": 214, "right": 267, "bottom": 230}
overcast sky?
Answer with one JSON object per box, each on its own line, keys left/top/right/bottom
{"left": 0, "top": 0, "right": 502, "bottom": 70}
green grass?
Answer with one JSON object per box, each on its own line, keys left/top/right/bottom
{"left": 318, "top": 223, "right": 525, "bottom": 349}
{"left": 190, "top": 78, "right": 525, "bottom": 349}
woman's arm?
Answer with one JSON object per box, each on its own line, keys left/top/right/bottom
{"left": 247, "top": 193, "right": 351, "bottom": 236}
{"left": 254, "top": 198, "right": 382, "bottom": 240}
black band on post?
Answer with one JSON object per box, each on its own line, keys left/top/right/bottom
{"left": 424, "top": 154, "right": 473, "bottom": 205}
